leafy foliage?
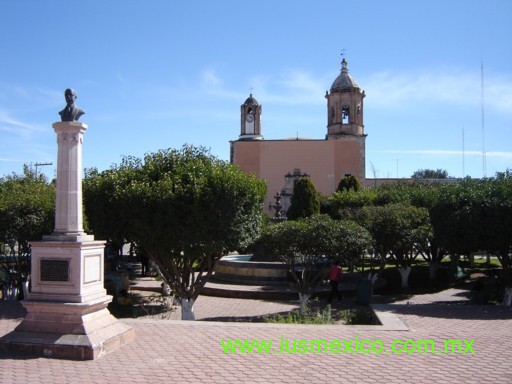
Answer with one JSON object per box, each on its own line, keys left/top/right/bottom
{"left": 359, "top": 203, "right": 432, "bottom": 268}
{"left": 264, "top": 305, "right": 335, "bottom": 325}
{"left": 411, "top": 169, "right": 449, "bottom": 179}
{"left": 337, "top": 174, "right": 361, "bottom": 192}
{"left": 84, "top": 146, "right": 267, "bottom": 310}
{"left": 329, "top": 174, "right": 512, "bottom": 289}
{"left": 260, "top": 215, "right": 372, "bottom": 299}
{"left": 286, "top": 177, "right": 320, "bottom": 220}
{"left": 0, "top": 168, "right": 55, "bottom": 299}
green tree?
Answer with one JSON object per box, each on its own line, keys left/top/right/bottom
{"left": 0, "top": 168, "right": 55, "bottom": 300}
{"left": 360, "top": 203, "right": 432, "bottom": 288}
{"left": 429, "top": 180, "right": 482, "bottom": 274}
{"left": 375, "top": 181, "right": 446, "bottom": 279}
{"left": 411, "top": 169, "right": 449, "bottom": 179}
{"left": 83, "top": 146, "right": 266, "bottom": 319}
{"left": 337, "top": 174, "right": 361, "bottom": 192}
{"left": 260, "top": 215, "right": 372, "bottom": 311}
{"left": 333, "top": 181, "right": 447, "bottom": 279}
{"left": 83, "top": 167, "right": 132, "bottom": 254}
{"left": 480, "top": 171, "right": 512, "bottom": 304}
{"left": 328, "top": 188, "right": 376, "bottom": 221}
{"left": 428, "top": 173, "right": 512, "bottom": 304}
{"left": 336, "top": 220, "right": 374, "bottom": 273}
{"left": 286, "top": 177, "right": 320, "bottom": 220}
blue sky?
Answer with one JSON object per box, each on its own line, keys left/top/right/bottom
{"left": 1, "top": 0, "right": 511, "bottom": 181}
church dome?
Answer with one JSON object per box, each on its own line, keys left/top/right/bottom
{"left": 330, "top": 58, "right": 360, "bottom": 92}
{"left": 244, "top": 94, "right": 259, "bottom": 105}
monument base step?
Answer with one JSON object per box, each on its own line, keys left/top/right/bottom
{"left": 0, "top": 321, "right": 134, "bottom": 360}
{"left": 0, "top": 296, "right": 134, "bottom": 360}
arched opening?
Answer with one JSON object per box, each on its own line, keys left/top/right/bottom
{"left": 342, "top": 105, "right": 349, "bottom": 124}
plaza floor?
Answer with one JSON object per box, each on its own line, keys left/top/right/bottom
{"left": 1, "top": 280, "right": 511, "bottom": 384}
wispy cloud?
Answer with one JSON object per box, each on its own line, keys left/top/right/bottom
{"left": 201, "top": 68, "right": 223, "bottom": 88}
{"left": 113, "top": 67, "right": 327, "bottom": 112}
{"left": 363, "top": 69, "right": 512, "bottom": 113}
{"left": 0, "top": 83, "right": 61, "bottom": 110}
{"left": 378, "top": 149, "right": 512, "bottom": 159}
{"left": 0, "top": 84, "right": 57, "bottom": 175}
{"left": 279, "top": 69, "right": 325, "bottom": 93}
{"left": 0, "top": 157, "right": 24, "bottom": 163}
{"left": 249, "top": 69, "right": 327, "bottom": 106}
{"left": 0, "top": 110, "right": 44, "bottom": 138}
{"left": 0, "top": 111, "right": 32, "bottom": 130}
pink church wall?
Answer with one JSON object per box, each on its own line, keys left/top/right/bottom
{"left": 232, "top": 138, "right": 365, "bottom": 211}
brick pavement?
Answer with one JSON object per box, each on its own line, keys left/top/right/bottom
{"left": 1, "top": 286, "right": 512, "bottom": 383}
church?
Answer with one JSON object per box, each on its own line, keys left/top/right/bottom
{"left": 230, "top": 58, "right": 367, "bottom": 214}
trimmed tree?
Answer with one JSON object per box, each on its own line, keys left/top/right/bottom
{"left": 286, "top": 177, "right": 320, "bottom": 220}
{"left": 0, "top": 168, "right": 55, "bottom": 300}
{"left": 84, "top": 146, "right": 267, "bottom": 319}
{"left": 261, "top": 214, "right": 372, "bottom": 312}
{"left": 83, "top": 167, "right": 130, "bottom": 255}
{"left": 360, "top": 203, "right": 432, "bottom": 288}
{"left": 474, "top": 172, "right": 512, "bottom": 305}
{"left": 337, "top": 174, "right": 361, "bottom": 192}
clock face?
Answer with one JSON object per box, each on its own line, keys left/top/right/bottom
{"left": 246, "top": 113, "right": 255, "bottom": 123}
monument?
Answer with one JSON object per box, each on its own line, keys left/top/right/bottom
{"left": 1, "top": 89, "right": 134, "bottom": 360}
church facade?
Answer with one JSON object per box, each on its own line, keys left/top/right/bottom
{"left": 230, "top": 58, "right": 367, "bottom": 214}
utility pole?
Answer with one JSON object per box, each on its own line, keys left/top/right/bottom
{"left": 34, "top": 162, "right": 53, "bottom": 178}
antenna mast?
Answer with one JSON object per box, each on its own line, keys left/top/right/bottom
{"left": 462, "top": 126, "right": 465, "bottom": 178}
{"left": 481, "top": 61, "right": 487, "bottom": 177}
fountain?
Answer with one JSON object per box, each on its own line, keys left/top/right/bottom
{"left": 209, "top": 254, "right": 386, "bottom": 300}
{"left": 213, "top": 254, "right": 289, "bottom": 285}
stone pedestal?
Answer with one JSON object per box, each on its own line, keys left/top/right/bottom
{"left": 0, "top": 121, "right": 134, "bottom": 360}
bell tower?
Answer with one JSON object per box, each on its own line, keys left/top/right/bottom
{"left": 239, "top": 94, "right": 263, "bottom": 140}
{"left": 326, "top": 58, "right": 365, "bottom": 139}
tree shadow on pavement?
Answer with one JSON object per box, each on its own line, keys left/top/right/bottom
{"left": 0, "top": 301, "right": 26, "bottom": 320}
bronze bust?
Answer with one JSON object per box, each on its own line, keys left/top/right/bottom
{"left": 59, "top": 88, "right": 85, "bottom": 122}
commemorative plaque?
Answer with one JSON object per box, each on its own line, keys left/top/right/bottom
{"left": 40, "top": 259, "right": 69, "bottom": 282}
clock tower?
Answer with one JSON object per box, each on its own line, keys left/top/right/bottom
{"left": 231, "top": 56, "right": 367, "bottom": 214}
{"left": 239, "top": 94, "right": 263, "bottom": 140}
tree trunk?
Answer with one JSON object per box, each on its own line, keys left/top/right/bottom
{"left": 21, "top": 281, "right": 29, "bottom": 300}
{"left": 502, "top": 287, "right": 512, "bottom": 307}
{"left": 181, "top": 298, "right": 195, "bottom": 320}
{"left": 298, "top": 293, "right": 310, "bottom": 315}
{"left": 367, "top": 272, "right": 378, "bottom": 285}
{"left": 398, "top": 267, "right": 411, "bottom": 288}
{"left": 429, "top": 262, "right": 438, "bottom": 280}
{"left": 468, "top": 253, "right": 475, "bottom": 268}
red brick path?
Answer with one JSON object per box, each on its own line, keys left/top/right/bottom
{"left": 1, "top": 285, "right": 511, "bottom": 383}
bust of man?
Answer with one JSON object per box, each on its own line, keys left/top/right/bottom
{"left": 59, "top": 88, "right": 85, "bottom": 122}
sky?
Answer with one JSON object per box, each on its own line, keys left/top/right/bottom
{"left": 1, "top": 0, "right": 511, "bottom": 181}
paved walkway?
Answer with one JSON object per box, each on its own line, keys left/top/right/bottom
{"left": 1, "top": 282, "right": 511, "bottom": 383}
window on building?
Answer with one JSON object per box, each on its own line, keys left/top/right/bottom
{"left": 342, "top": 106, "right": 350, "bottom": 124}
